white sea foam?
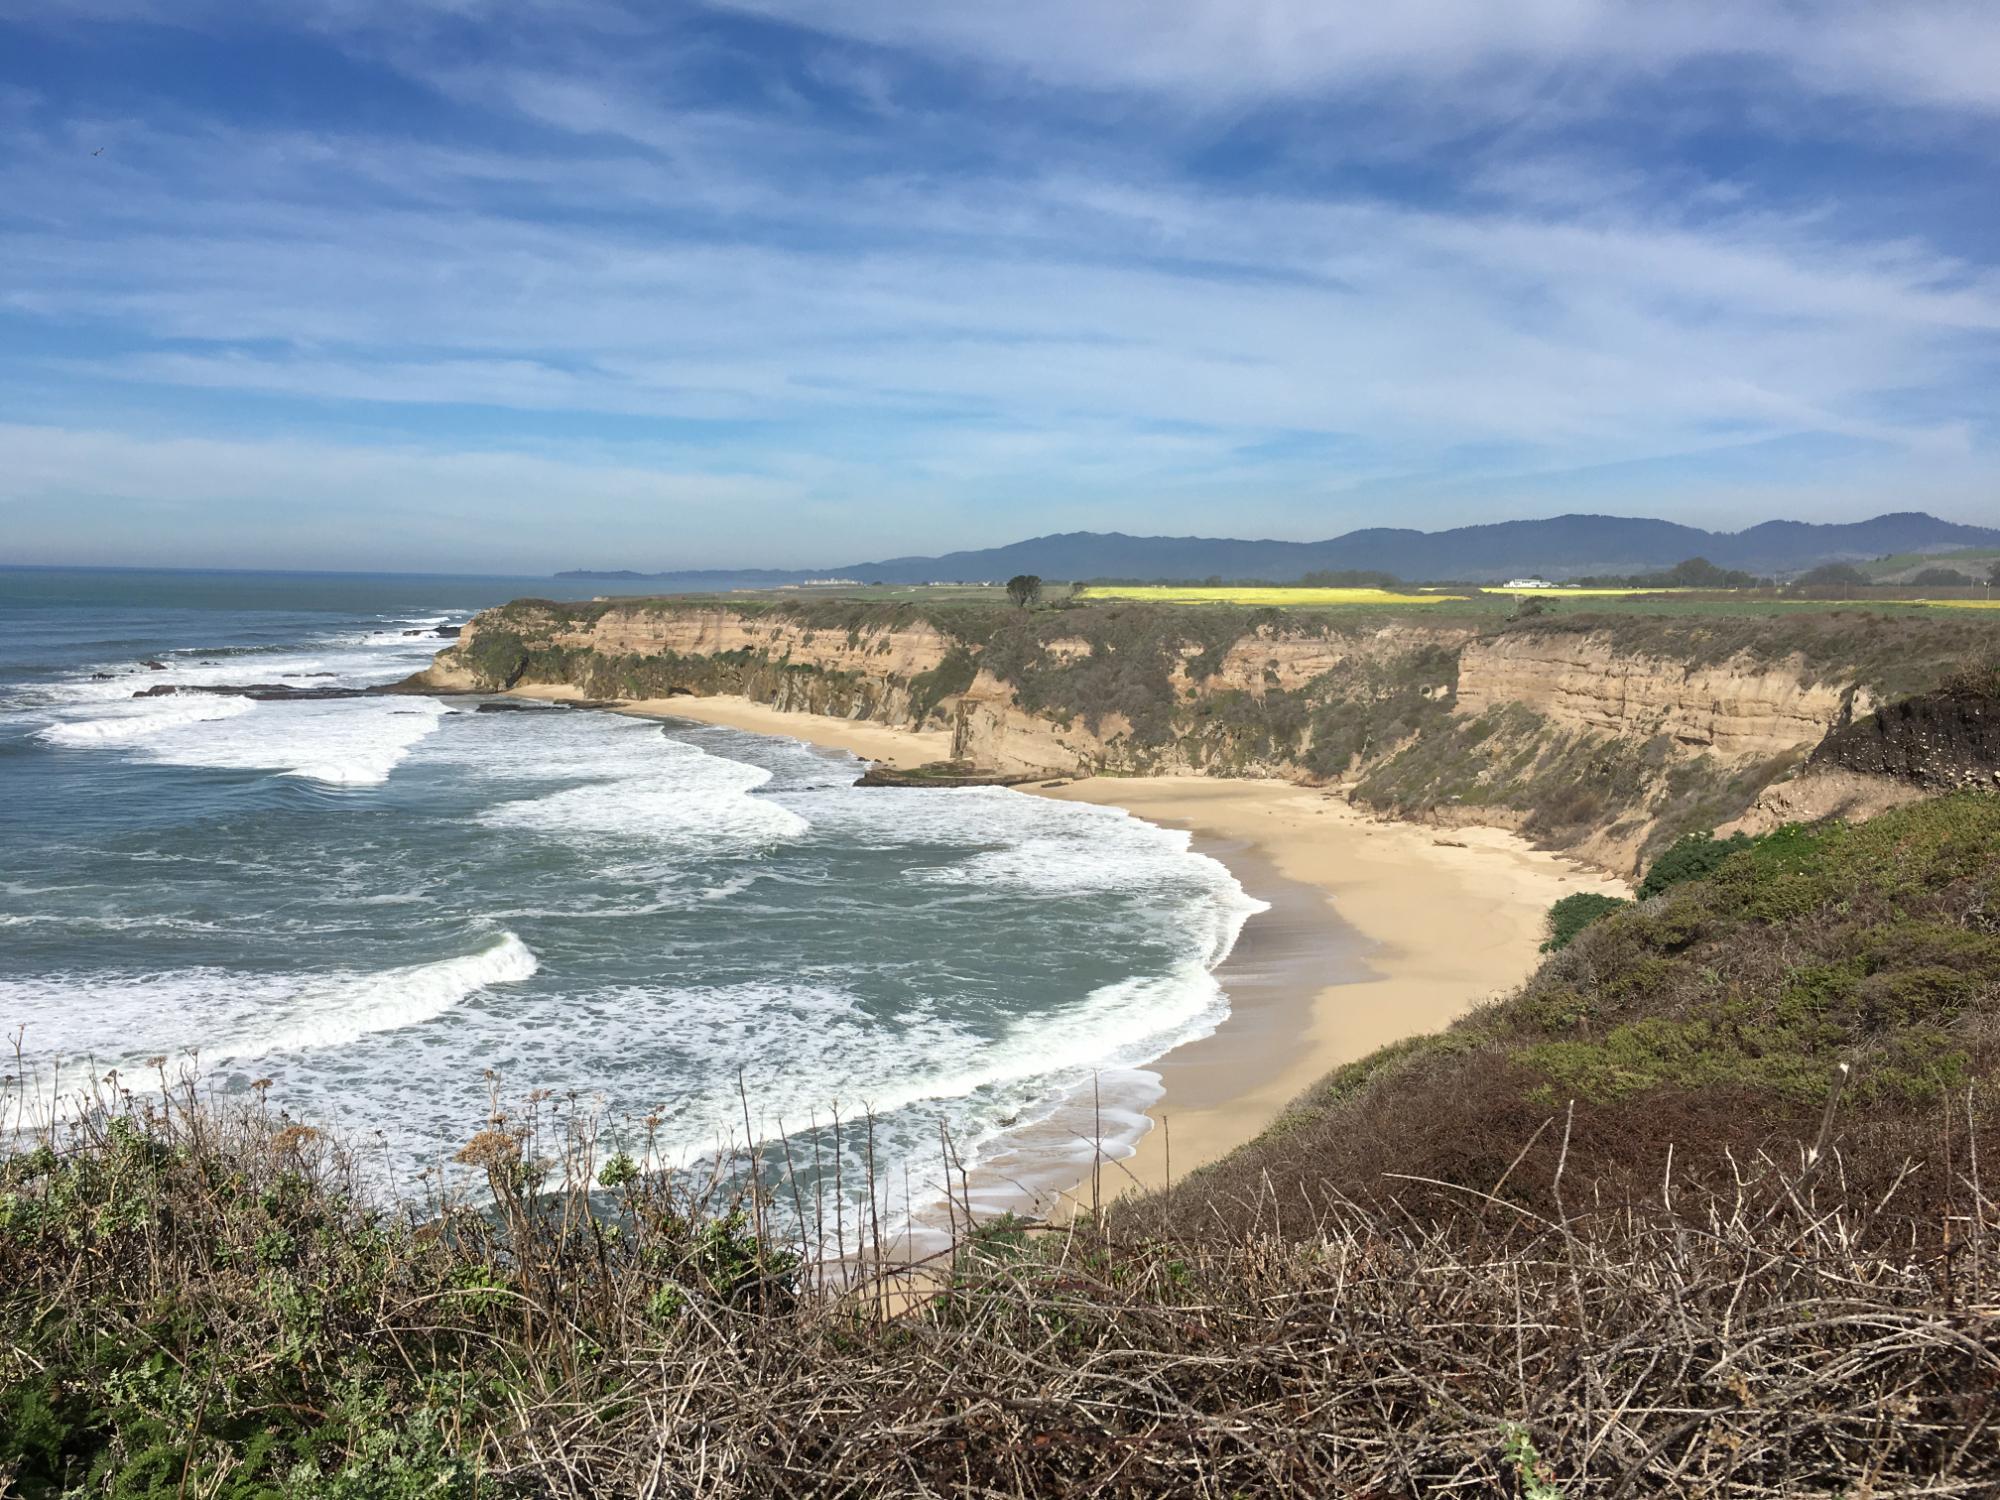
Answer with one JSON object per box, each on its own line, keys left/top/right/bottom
{"left": 23, "top": 612, "right": 456, "bottom": 784}
{"left": 71, "top": 628, "right": 440, "bottom": 700}
{"left": 14, "top": 660, "right": 1272, "bottom": 1240}
{"left": 0, "top": 932, "right": 539, "bottom": 1088}
{"left": 40, "top": 695, "right": 450, "bottom": 785}
{"left": 340, "top": 977, "right": 984, "bottom": 1167}
{"left": 344, "top": 885, "right": 1250, "bottom": 1178}
{"left": 478, "top": 719, "right": 809, "bottom": 850}
{"left": 38, "top": 694, "right": 256, "bottom": 745}
{"left": 434, "top": 732, "right": 1260, "bottom": 1168}
{"left": 208, "top": 932, "right": 538, "bottom": 1063}
{"left": 169, "top": 697, "right": 450, "bottom": 785}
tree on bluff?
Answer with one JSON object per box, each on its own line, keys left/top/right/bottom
{"left": 1006, "top": 574, "right": 1043, "bottom": 608}
{"left": 1664, "top": 556, "right": 1753, "bottom": 588}
{"left": 1791, "top": 562, "right": 1870, "bottom": 590}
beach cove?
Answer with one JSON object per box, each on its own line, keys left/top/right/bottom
{"left": 512, "top": 686, "right": 1631, "bottom": 1205}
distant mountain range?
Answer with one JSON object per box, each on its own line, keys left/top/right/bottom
{"left": 558, "top": 511, "right": 2000, "bottom": 587}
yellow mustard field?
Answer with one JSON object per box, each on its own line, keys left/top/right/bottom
{"left": 1489, "top": 586, "right": 1680, "bottom": 597}
{"left": 1074, "top": 585, "right": 1468, "bottom": 606}
{"left": 1071, "top": 585, "right": 1998, "bottom": 610}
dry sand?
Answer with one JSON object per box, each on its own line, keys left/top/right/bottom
{"left": 505, "top": 688, "right": 1628, "bottom": 1205}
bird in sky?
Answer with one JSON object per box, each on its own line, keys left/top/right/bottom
{"left": 91, "top": 146, "right": 104, "bottom": 156}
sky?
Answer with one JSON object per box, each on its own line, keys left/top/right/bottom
{"left": 3, "top": 1, "right": 1998, "bottom": 573}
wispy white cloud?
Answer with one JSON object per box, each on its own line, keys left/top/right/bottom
{"left": 2, "top": 1, "right": 1998, "bottom": 566}
{"left": 708, "top": 0, "right": 2000, "bottom": 115}
{"left": 14, "top": 113, "right": 1993, "bottom": 457}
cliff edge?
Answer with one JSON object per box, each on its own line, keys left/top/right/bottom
{"left": 407, "top": 597, "right": 2000, "bottom": 875}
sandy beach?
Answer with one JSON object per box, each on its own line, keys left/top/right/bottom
{"left": 1029, "top": 778, "right": 1627, "bottom": 1201}
{"left": 510, "top": 688, "right": 1629, "bottom": 1204}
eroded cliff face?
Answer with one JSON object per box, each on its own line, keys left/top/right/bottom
{"left": 414, "top": 600, "right": 1967, "bottom": 875}
{"left": 416, "top": 605, "right": 1475, "bottom": 778}
{"left": 1455, "top": 633, "right": 1872, "bottom": 759}
{"left": 537, "top": 605, "right": 962, "bottom": 680}
{"left": 422, "top": 602, "right": 966, "bottom": 728}
{"left": 1808, "top": 681, "right": 2000, "bottom": 792}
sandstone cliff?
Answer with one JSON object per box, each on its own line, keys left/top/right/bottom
{"left": 411, "top": 599, "right": 1996, "bottom": 875}
{"left": 1454, "top": 633, "right": 1870, "bottom": 759}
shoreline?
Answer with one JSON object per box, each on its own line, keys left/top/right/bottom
{"left": 506, "top": 687, "right": 1629, "bottom": 1206}
{"left": 1024, "top": 778, "right": 1625, "bottom": 1202}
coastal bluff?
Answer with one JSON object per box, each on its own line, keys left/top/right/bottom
{"left": 405, "top": 596, "right": 2000, "bottom": 875}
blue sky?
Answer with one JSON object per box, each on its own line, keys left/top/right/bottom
{"left": 3, "top": 1, "right": 1998, "bottom": 572}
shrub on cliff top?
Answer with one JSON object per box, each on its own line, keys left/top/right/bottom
{"left": 1540, "top": 890, "right": 1628, "bottom": 951}
{"left": 1635, "top": 828, "right": 1757, "bottom": 898}
{"left": 457, "top": 628, "right": 530, "bottom": 689}
{"left": 907, "top": 647, "right": 978, "bottom": 724}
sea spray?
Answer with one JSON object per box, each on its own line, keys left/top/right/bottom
{"left": 38, "top": 693, "right": 257, "bottom": 745}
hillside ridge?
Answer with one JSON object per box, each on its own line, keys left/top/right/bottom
{"left": 560, "top": 509, "right": 2000, "bottom": 586}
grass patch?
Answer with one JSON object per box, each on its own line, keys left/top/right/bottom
{"left": 1076, "top": 584, "right": 1470, "bottom": 606}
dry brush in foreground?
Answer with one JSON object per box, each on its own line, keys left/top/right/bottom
{"left": 2, "top": 1073, "right": 1996, "bottom": 1497}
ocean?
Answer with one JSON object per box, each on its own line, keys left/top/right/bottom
{"left": 0, "top": 567, "right": 1261, "bottom": 1241}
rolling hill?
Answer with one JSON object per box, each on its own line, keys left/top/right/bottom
{"left": 559, "top": 510, "right": 2000, "bottom": 587}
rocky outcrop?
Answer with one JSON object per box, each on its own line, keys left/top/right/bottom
{"left": 1808, "top": 681, "right": 2000, "bottom": 791}
{"left": 853, "top": 762, "right": 1043, "bottom": 788}
{"left": 1721, "top": 768, "right": 1929, "bottom": 840}
{"left": 133, "top": 682, "right": 386, "bottom": 702}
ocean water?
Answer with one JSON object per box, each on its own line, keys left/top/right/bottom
{"left": 0, "top": 567, "right": 1262, "bottom": 1239}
